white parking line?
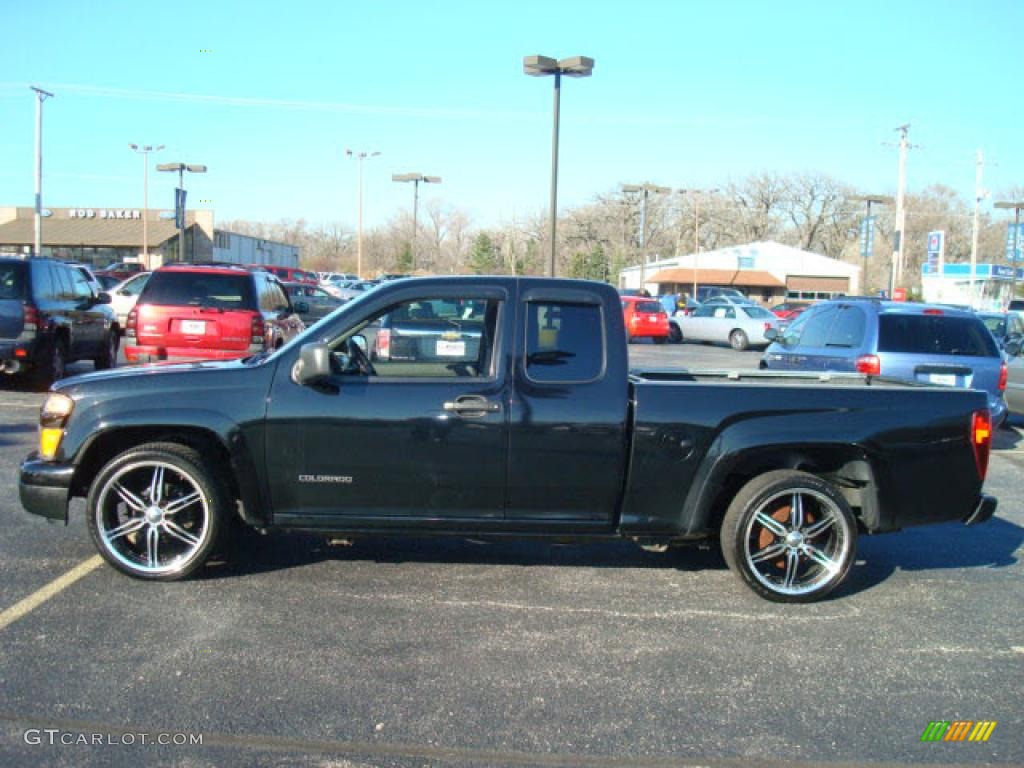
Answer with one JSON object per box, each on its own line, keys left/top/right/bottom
{"left": 0, "top": 402, "right": 40, "bottom": 408}
{"left": 0, "top": 556, "right": 104, "bottom": 632}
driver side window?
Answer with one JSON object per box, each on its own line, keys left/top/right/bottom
{"left": 332, "top": 296, "right": 501, "bottom": 378}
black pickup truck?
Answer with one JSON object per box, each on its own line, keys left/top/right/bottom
{"left": 19, "top": 277, "right": 997, "bottom": 602}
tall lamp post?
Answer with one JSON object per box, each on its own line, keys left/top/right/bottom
{"left": 523, "top": 54, "right": 594, "bottom": 277}
{"left": 392, "top": 172, "right": 441, "bottom": 272}
{"left": 156, "top": 162, "right": 207, "bottom": 262}
{"left": 622, "top": 183, "right": 670, "bottom": 292}
{"left": 130, "top": 143, "right": 164, "bottom": 269}
{"left": 346, "top": 149, "right": 381, "bottom": 278}
{"left": 30, "top": 86, "right": 54, "bottom": 258}
{"left": 679, "top": 188, "right": 719, "bottom": 299}
{"left": 995, "top": 200, "right": 1024, "bottom": 303}
{"left": 852, "top": 194, "right": 893, "bottom": 294}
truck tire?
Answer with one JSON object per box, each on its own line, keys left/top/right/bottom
{"left": 86, "top": 442, "right": 229, "bottom": 581}
{"left": 720, "top": 470, "right": 857, "bottom": 603}
{"left": 93, "top": 330, "right": 118, "bottom": 370}
{"left": 30, "top": 336, "right": 66, "bottom": 391}
{"left": 729, "top": 329, "right": 749, "bottom": 351}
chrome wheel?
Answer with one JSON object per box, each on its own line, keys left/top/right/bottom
{"left": 742, "top": 487, "right": 852, "bottom": 598}
{"left": 94, "top": 460, "right": 211, "bottom": 576}
{"left": 721, "top": 470, "right": 857, "bottom": 602}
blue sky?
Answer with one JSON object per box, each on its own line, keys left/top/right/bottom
{"left": 1, "top": 0, "right": 1021, "bottom": 230}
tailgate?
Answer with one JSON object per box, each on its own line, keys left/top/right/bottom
{"left": 137, "top": 306, "right": 253, "bottom": 351}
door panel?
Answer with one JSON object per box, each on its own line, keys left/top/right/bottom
{"left": 265, "top": 288, "right": 511, "bottom": 523}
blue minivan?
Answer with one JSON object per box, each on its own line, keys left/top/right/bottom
{"left": 761, "top": 298, "right": 1008, "bottom": 425}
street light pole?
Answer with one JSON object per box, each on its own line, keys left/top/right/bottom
{"left": 678, "top": 188, "right": 718, "bottom": 299}
{"left": 622, "top": 183, "right": 670, "bottom": 292}
{"left": 130, "top": 143, "right": 164, "bottom": 269}
{"left": 995, "top": 200, "right": 1024, "bottom": 304}
{"left": 30, "top": 86, "right": 54, "bottom": 258}
{"left": 157, "top": 162, "right": 207, "bottom": 263}
{"left": 392, "top": 173, "right": 441, "bottom": 272}
{"left": 969, "top": 149, "right": 987, "bottom": 308}
{"left": 524, "top": 55, "right": 594, "bottom": 277}
{"left": 346, "top": 149, "right": 380, "bottom": 279}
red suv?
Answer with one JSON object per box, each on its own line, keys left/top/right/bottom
{"left": 247, "top": 265, "right": 318, "bottom": 285}
{"left": 125, "top": 265, "right": 305, "bottom": 363}
{"left": 621, "top": 295, "right": 669, "bottom": 343}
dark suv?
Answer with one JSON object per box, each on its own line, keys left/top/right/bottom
{"left": 0, "top": 257, "right": 119, "bottom": 388}
{"left": 761, "top": 298, "right": 1008, "bottom": 425}
{"left": 125, "top": 264, "right": 306, "bottom": 363}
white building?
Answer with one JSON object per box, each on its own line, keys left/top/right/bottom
{"left": 619, "top": 241, "right": 861, "bottom": 304}
{"left": 212, "top": 231, "right": 298, "bottom": 268}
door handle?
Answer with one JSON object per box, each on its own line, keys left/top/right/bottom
{"left": 443, "top": 396, "right": 501, "bottom": 417}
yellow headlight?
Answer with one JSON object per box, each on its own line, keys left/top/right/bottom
{"left": 40, "top": 428, "right": 64, "bottom": 460}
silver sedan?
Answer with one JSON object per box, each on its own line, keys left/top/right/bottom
{"left": 670, "top": 303, "right": 779, "bottom": 350}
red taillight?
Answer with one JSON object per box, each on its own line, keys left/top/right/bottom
{"left": 923, "top": 308, "right": 944, "bottom": 315}
{"left": 856, "top": 354, "right": 881, "bottom": 376}
{"left": 998, "top": 361, "right": 1008, "bottom": 392}
{"left": 17, "top": 304, "right": 39, "bottom": 341}
{"left": 971, "top": 410, "right": 992, "bottom": 480}
{"left": 375, "top": 328, "right": 391, "bottom": 360}
{"left": 764, "top": 322, "right": 771, "bottom": 332}
{"left": 251, "top": 315, "right": 266, "bottom": 346}
{"left": 126, "top": 308, "right": 137, "bottom": 339}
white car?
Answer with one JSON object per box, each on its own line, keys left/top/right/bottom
{"left": 108, "top": 272, "right": 151, "bottom": 329}
{"left": 670, "top": 302, "right": 779, "bottom": 350}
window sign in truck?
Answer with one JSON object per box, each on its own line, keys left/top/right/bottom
{"left": 19, "top": 277, "right": 997, "bottom": 602}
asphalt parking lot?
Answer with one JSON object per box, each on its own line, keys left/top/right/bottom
{"left": 1, "top": 341, "right": 1022, "bottom": 767}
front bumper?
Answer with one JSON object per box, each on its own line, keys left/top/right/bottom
{"left": 963, "top": 494, "right": 997, "bottom": 526}
{"left": 19, "top": 456, "right": 75, "bottom": 523}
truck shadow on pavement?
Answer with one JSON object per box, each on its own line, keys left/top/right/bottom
{"left": 202, "top": 516, "right": 1022, "bottom": 601}
{"left": 203, "top": 534, "right": 728, "bottom": 580}
{"left": 842, "top": 516, "right": 1023, "bottom": 596}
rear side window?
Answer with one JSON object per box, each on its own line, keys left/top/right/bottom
{"left": 525, "top": 302, "right": 603, "bottom": 383}
{"left": 825, "top": 306, "right": 866, "bottom": 348}
{"left": 141, "top": 272, "right": 257, "bottom": 310}
{"left": 0, "top": 262, "right": 27, "bottom": 300}
{"left": 32, "top": 263, "right": 55, "bottom": 301}
{"left": 790, "top": 306, "right": 837, "bottom": 347}
{"left": 635, "top": 301, "right": 662, "bottom": 314}
{"left": 742, "top": 306, "right": 773, "bottom": 319}
{"left": 879, "top": 315, "right": 999, "bottom": 358}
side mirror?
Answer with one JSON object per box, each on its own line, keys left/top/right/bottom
{"left": 293, "top": 342, "right": 332, "bottom": 385}
{"left": 95, "top": 292, "right": 112, "bottom": 305}
{"left": 294, "top": 301, "right": 310, "bottom": 315}
{"left": 764, "top": 327, "right": 779, "bottom": 342}
{"left": 1006, "top": 338, "right": 1022, "bottom": 357}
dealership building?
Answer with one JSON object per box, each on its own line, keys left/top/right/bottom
{"left": 618, "top": 241, "right": 861, "bottom": 304}
{"left": 0, "top": 206, "right": 299, "bottom": 270}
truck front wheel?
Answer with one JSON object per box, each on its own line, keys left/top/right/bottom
{"left": 86, "top": 442, "right": 228, "bottom": 581}
{"left": 720, "top": 470, "right": 857, "bottom": 603}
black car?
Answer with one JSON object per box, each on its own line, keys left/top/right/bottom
{"left": 0, "top": 257, "right": 119, "bottom": 388}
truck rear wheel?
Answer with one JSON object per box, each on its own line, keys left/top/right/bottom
{"left": 86, "top": 442, "right": 228, "bottom": 581}
{"left": 720, "top": 470, "right": 857, "bottom": 603}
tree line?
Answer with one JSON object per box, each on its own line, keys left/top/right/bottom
{"left": 222, "top": 171, "right": 1019, "bottom": 294}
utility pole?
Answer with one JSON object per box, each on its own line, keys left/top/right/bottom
{"left": 30, "top": 86, "right": 54, "bottom": 258}
{"left": 969, "top": 149, "right": 987, "bottom": 308}
{"left": 890, "top": 124, "right": 912, "bottom": 295}
{"left": 622, "top": 183, "right": 670, "bottom": 293}
{"left": 346, "top": 149, "right": 380, "bottom": 279}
